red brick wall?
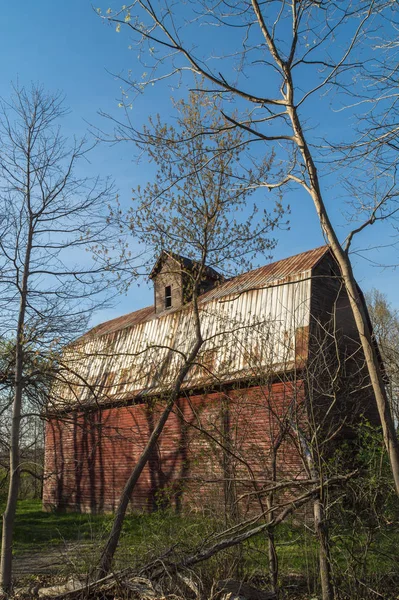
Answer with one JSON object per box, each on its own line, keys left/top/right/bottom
{"left": 43, "top": 381, "right": 306, "bottom": 514}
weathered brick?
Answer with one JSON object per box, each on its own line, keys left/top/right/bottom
{"left": 43, "top": 382, "right": 306, "bottom": 514}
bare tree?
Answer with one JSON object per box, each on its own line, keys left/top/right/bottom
{"left": 98, "top": 0, "right": 399, "bottom": 497}
{"left": 0, "top": 83, "right": 126, "bottom": 593}
{"left": 95, "top": 90, "right": 283, "bottom": 576}
{"left": 0, "top": 339, "right": 47, "bottom": 501}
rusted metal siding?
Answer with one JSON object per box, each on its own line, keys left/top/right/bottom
{"left": 81, "top": 246, "right": 328, "bottom": 340}
{"left": 202, "top": 245, "right": 328, "bottom": 303}
{"left": 57, "top": 268, "right": 316, "bottom": 407}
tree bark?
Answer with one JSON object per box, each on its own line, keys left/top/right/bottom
{"left": 283, "top": 71, "right": 399, "bottom": 498}
{"left": 0, "top": 385, "right": 22, "bottom": 594}
{"left": 96, "top": 333, "right": 203, "bottom": 579}
{"left": 1, "top": 229, "right": 33, "bottom": 593}
{"left": 267, "top": 495, "right": 279, "bottom": 596}
{"left": 267, "top": 441, "right": 280, "bottom": 596}
{"left": 313, "top": 496, "right": 334, "bottom": 600}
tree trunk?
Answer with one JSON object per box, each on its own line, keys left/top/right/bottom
{"left": 0, "top": 148, "right": 33, "bottom": 592}
{"left": 96, "top": 397, "right": 176, "bottom": 577}
{"left": 96, "top": 334, "right": 203, "bottom": 579}
{"left": 221, "top": 400, "right": 239, "bottom": 524}
{"left": 0, "top": 385, "right": 22, "bottom": 593}
{"left": 248, "top": 7, "right": 399, "bottom": 496}
{"left": 267, "top": 445, "right": 279, "bottom": 596}
{"left": 313, "top": 496, "right": 334, "bottom": 600}
{"left": 284, "top": 73, "right": 399, "bottom": 497}
{"left": 1, "top": 251, "right": 32, "bottom": 592}
{"left": 267, "top": 495, "right": 279, "bottom": 596}
{"left": 290, "top": 418, "right": 334, "bottom": 600}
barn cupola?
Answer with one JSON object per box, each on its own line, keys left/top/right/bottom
{"left": 149, "top": 250, "right": 223, "bottom": 314}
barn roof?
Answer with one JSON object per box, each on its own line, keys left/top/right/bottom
{"left": 149, "top": 250, "right": 223, "bottom": 281}
{"left": 84, "top": 245, "right": 329, "bottom": 340}
{"left": 58, "top": 244, "right": 382, "bottom": 408}
{"left": 202, "top": 245, "right": 329, "bottom": 301}
{"left": 52, "top": 245, "right": 387, "bottom": 409}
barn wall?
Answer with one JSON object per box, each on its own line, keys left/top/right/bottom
{"left": 43, "top": 381, "right": 306, "bottom": 515}
{"left": 310, "top": 253, "right": 361, "bottom": 343}
{"left": 308, "top": 255, "right": 380, "bottom": 431}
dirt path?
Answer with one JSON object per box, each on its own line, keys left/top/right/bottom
{"left": 13, "top": 542, "right": 96, "bottom": 575}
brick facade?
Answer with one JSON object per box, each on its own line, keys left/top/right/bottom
{"left": 43, "top": 381, "right": 306, "bottom": 514}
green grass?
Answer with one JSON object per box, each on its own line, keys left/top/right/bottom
{"left": 6, "top": 500, "right": 319, "bottom": 577}
{"left": 6, "top": 499, "right": 219, "bottom": 569}
{"left": 2, "top": 499, "right": 398, "bottom": 594}
{"left": 11, "top": 499, "right": 113, "bottom": 553}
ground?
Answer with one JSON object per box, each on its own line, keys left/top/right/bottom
{"left": 3, "top": 500, "right": 399, "bottom": 599}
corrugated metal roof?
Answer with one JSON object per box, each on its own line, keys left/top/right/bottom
{"left": 202, "top": 245, "right": 329, "bottom": 301}
{"left": 60, "top": 273, "right": 312, "bottom": 407}
{"left": 83, "top": 245, "right": 329, "bottom": 340}
{"left": 54, "top": 246, "right": 330, "bottom": 408}
{"left": 85, "top": 306, "right": 154, "bottom": 339}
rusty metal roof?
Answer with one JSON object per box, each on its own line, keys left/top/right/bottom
{"left": 84, "top": 306, "right": 155, "bottom": 339}
{"left": 57, "top": 246, "right": 333, "bottom": 407}
{"left": 83, "top": 246, "right": 329, "bottom": 340}
{"left": 202, "top": 245, "right": 329, "bottom": 301}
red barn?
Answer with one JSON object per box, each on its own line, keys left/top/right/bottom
{"left": 43, "top": 247, "right": 379, "bottom": 514}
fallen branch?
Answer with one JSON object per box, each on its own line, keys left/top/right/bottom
{"left": 144, "top": 471, "right": 357, "bottom": 577}
{"left": 43, "top": 471, "right": 357, "bottom": 598}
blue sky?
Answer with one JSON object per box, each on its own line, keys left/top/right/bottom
{"left": 1, "top": 1, "right": 398, "bottom": 326}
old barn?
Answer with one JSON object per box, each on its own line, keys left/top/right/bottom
{"left": 43, "top": 246, "right": 378, "bottom": 514}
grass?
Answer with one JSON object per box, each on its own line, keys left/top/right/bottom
{"left": 2, "top": 498, "right": 398, "bottom": 597}
{"left": 11, "top": 499, "right": 113, "bottom": 553}
{"left": 5, "top": 500, "right": 319, "bottom": 577}
{"left": 6, "top": 499, "right": 221, "bottom": 571}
